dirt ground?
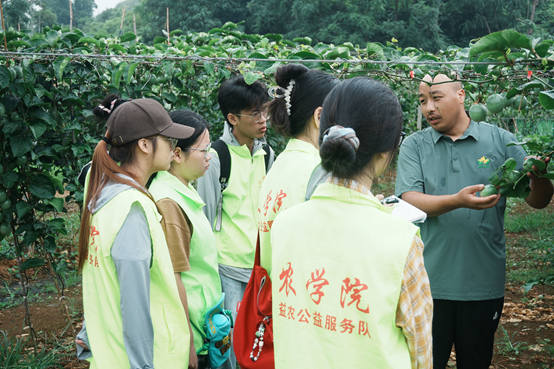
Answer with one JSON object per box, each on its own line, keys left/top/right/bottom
{"left": 0, "top": 198, "right": 553, "bottom": 368}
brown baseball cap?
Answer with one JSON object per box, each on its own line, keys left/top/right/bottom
{"left": 105, "top": 98, "right": 194, "bottom": 146}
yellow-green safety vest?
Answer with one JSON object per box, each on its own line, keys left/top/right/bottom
{"left": 82, "top": 189, "right": 190, "bottom": 369}
{"left": 257, "top": 138, "right": 320, "bottom": 277}
{"left": 271, "top": 183, "right": 416, "bottom": 369}
{"left": 215, "top": 144, "right": 267, "bottom": 268}
{"left": 150, "top": 171, "right": 222, "bottom": 353}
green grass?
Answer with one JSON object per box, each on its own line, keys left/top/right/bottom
{"left": 504, "top": 199, "right": 554, "bottom": 285}
{"left": 0, "top": 330, "right": 68, "bottom": 369}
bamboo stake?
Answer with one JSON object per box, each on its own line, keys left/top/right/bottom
{"left": 69, "top": 0, "right": 73, "bottom": 30}
{"left": 17, "top": 22, "right": 20, "bottom": 31}
{"left": 166, "top": 8, "right": 169, "bottom": 44}
{"left": 118, "top": 7, "right": 126, "bottom": 36}
{"left": 0, "top": 0, "right": 7, "bottom": 51}
{"left": 133, "top": 14, "right": 137, "bottom": 41}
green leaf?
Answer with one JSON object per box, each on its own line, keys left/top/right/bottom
{"left": 109, "top": 44, "right": 126, "bottom": 53}
{"left": 153, "top": 36, "right": 166, "bottom": 45}
{"left": 120, "top": 32, "right": 136, "bottom": 42}
{"left": 78, "top": 37, "right": 100, "bottom": 48}
{"left": 293, "top": 37, "right": 312, "bottom": 45}
{"left": 540, "top": 173, "right": 554, "bottom": 180}
{"left": 29, "top": 123, "right": 46, "bottom": 139}
{"left": 47, "top": 198, "right": 64, "bottom": 212}
{"left": 326, "top": 46, "right": 350, "bottom": 59}
{"left": 535, "top": 41, "right": 550, "bottom": 58}
{"left": 469, "top": 30, "right": 533, "bottom": 57}
{"left": 127, "top": 63, "right": 139, "bottom": 84}
{"left": 28, "top": 174, "right": 56, "bottom": 199}
{"left": 9, "top": 134, "right": 33, "bottom": 157}
{"left": 243, "top": 71, "right": 261, "bottom": 85}
{"left": 2, "top": 170, "right": 17, "bottom": 189}
{"left": 529, "top": 158, "right": 546, "bottom": 171}
{"left": 44, "top": 236, "right": 56, "bottom": 253}
{"left": 20, "top": 258, "right": 45, "bottom": 271}
{"left": 16, "top": 201, "right": 33, "bottom": 218}
{"left": 523, "top": 279, "right": 541, "bottom": 293}
{"left": 0, "top": 66, "right": 10, "bottom": 89}
{"left": 32, "top": 110, "right": 56, "bottom": 126}
{"left": 45, "top": 172, "right": 64, "bottom": 193}
{"left": 113, "top": 62, "right": 128, "bottom": 89}
{"left": 366, "top": 43, "right": 384, "bottom": 59}
{"left": 53, "top": 56, "right": 71, "bottom": 80}
{"left": 45, "top": 30, "right": 60, "bottom": 47}
{"left": 203, "top": 61, "right": 215, "bottom": 75}
{"left": 264, "top": 33, "right": 283, "bottom": 42}
{"left": 539, "top": 90, "right": 554, "bottom": 110}
{"left": 162, "top": 92, "right": 177, "bottom": 103}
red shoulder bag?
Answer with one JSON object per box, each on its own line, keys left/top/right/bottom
{"left": 233, "top": 235, "right": 274, "bottom": 369}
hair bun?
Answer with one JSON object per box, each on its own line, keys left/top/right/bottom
{"left": 320, "top": 136, "right": 357, "bottom": 178}
{"left": 275, "top": 64, "right": 309, "bottom": 87}
{"left": 93, "top": 94, "right": 125, "bottom": 121}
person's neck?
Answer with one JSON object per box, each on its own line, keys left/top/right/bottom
{"left": 122, "top": 163, "right": 151, "bottom": 188}
{"left": 168, "top": 167, "right": 190, "bottom": 187}
{"left": 442, "top": 113, "right": 471, "bottom": 141}
{"left": 295, "top": 126, "right": 320, "bottom": 149}
{"left": 232, "top": 130, "right": 255, "bottom": 153}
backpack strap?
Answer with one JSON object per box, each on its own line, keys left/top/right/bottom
{"left": 211, "top": 139, "right": 230, "bottom": 232}
{"left": 262, "top": 143, "right": 273, "bottom": 174}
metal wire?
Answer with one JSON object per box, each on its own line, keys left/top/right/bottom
{"left": 0, "top": 50, "right": 535, "bottom": 66}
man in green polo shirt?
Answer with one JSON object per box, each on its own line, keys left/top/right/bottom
{"left": 395, "top": 74, "right": 553, "bottom": 369}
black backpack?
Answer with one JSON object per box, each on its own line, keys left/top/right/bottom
{"left": 211, "top": 139, "right": 272, "bottom": 193}
{"left": 211, "top": 139, "right": 272, "bottom": 231}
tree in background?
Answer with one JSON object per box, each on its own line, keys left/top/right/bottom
{"left": 28, "top": 0, "right": 554, "bottom": 51}
{"left": 3, "top": 0, "right": 31, "bottom": 30}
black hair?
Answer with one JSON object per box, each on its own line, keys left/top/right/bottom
{"left": 319, "top": 77, "right": 403, "bottom": 179}
{"left": 169, "top": 109, "right": 211, "bottom": 150}
{"left": 268, "top": 64, "right": 339, "bottom": 138}
{"left": 217, "top": 75, "right": 268, "bottom": 124}
{"left": 92, "top": 94, "right": 128, "bottom": 120}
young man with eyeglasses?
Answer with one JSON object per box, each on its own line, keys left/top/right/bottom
{"left": 197, "top": 75, "right": 274, "bottom": 369}
{"left": 395, "top": 74, "right": 553, "bottom": 369}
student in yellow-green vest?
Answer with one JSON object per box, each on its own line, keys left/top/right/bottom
{"left": 149, "top": 110, "right": 226, "bottom": 369}
{"left": 197, "top": 75, "right": 274, "bottom": 369}
{"left": 77, "top": 95, "right": 193, "bottom": 369}
{"left": 258, "top": 64, "right": 339, "bottom": 277}
{"left": 270, "top": 78, "right": 433, "bottom": 369}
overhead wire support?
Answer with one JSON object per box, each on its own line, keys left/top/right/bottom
{"left": 0, "top": 50, "right": 539, "bottom": 66}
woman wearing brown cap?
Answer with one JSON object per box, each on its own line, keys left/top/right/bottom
{"left": 76, "top": 95, "right": 195, "bottom": 369}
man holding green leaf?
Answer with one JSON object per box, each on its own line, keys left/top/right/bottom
{"left": 396, "top": 74, "right": 553, "bottom": 369}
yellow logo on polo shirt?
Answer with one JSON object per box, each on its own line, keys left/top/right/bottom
{"left": 477, "top": 156, "right": 490, "bottom": 168}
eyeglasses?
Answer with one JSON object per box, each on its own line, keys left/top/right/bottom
{"left": 397, "top": 131, "right": 406, "bottom": 149}
{"left": 235, "top": 108, "right": 268, "bottom": 123}
{"left": 188, "top": 142, "right": 212, "bottom": 159}
{"left": 157, "top": 136, "right": 179, "bottom": 150}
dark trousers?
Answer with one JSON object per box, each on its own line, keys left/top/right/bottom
{"left": 433, "top": 298, "right": 504, "bottom": 369}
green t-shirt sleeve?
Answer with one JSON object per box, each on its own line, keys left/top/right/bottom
{"left": 395, "top": 135, "right": 424, "bottom": 198}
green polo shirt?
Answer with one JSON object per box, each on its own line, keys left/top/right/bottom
{"left": 395, "top": 121, "right": 527, "bottom": 300}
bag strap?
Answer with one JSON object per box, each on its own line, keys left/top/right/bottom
{"left": 254, "top": 233, "right": 261, "bottom": 267}
{"left": 212, "top": 139, "right": 231, "bottom": 192}
{"left": 262, "top": 143, "right": 272, "bottom": 174}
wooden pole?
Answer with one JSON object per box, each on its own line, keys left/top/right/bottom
{"left": 417, "top": 106, "right": 423, "bottom": 131}
{"left": 118, "top": 7, "right": 126, "bottom": 36}
{"left": 0, "top": 0, "right": 7, "bottom": 51}
{"left": 166, "top": 8, "right": 169, "bottom": 44}
{"left": 133, "top": 14, "right": 137, "bottom": 40}
{"left": 69, "top": 0, "right": 73, "bottom": 30}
